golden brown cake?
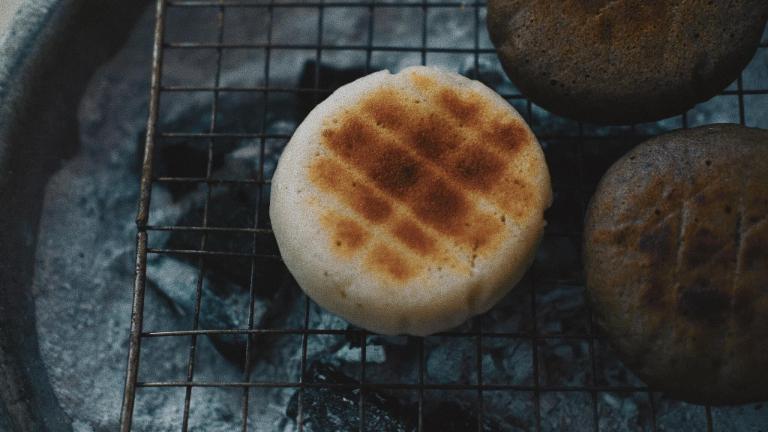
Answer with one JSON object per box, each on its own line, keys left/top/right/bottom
{"left": 270, "top": 66, "right": 552, "bottom": 335}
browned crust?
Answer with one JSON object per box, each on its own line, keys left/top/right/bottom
{"left": 487, "top": 0, "right": 768, "bottom": 123}
{"left": 584, "top": 124, "right": 768, "bottom": 404}
{"left": 309, "top": 73, "right": 542, "bottom": 283}
{"left": 320, "top": 212, "right": 371, "bottom": 258}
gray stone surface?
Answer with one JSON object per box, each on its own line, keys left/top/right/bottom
{"left": 0, "top": 0, "right": 23, "bottom": 35}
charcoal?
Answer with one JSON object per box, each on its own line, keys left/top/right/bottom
{"left": 266, "top": 275, "right": 352, "bottom": 332}
{"left": 423, "top": 336, "right": 477, "bottom": 385}
{"left": 286, "top": 362, "right": 507, "bottom": 432}
{"left": 138, "top": 87, "right": 293, "bottom": 198}
{"left": 363, "top": 336, "right": 421, "bottom": 384}
{"left": 136, "top": 93, "right": 235, "bottom": 198}
{"left": 421, "top": 391, "right": 506, "bottom": 432}
{"left": 146, "top": 256, "right": 297, "bottom": 365}
{"left": 597, "top": 392, "right": 654, "bottom": 431}
{"left": 536, "top": 283, "right": 590, "bottom": 335}
{"left": 538, "top": 338, "right": 592, "bottom": 386}
{"left": 481, "top": 338, "right": 534, "bottom": 386}
{"left": 540, "top": 391, "right": 594, "bottom": 431}
{"left": 423, "top": 400, "right": 482, "bottom": 432}
{"left": 160, "top": 184, "right": 282, "bottom": 294}
{"left": 146, "top": 256, "right": 259, "bottom": 363}
{"left": 285, "top": 363, "right": 413, "bottom": 432}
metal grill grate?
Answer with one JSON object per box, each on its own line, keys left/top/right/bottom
{"left": 119, "top": 1, "right": 768, "bottom": 430}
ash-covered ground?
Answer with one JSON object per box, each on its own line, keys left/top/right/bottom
{"left": 30, "top": 3, "right": 768, "bottom": 432}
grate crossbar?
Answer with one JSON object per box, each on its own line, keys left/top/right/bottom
{"left": 120, "top": 0, "right": 768, "bottom": 430}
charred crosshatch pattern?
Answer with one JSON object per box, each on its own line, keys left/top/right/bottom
{"left": 120, "top": 0, "right": 768, "bottom": 431}
{"left": 309, "top": 74, "right": 540, "bottom": 282}
{"left": 588, "top": 145, "right": 767, "bottom": 331}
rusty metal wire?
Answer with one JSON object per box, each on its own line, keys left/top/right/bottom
{"left": 120, "top": 0, "right": 767, "bottom": 430}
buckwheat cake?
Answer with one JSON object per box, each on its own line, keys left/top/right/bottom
{"left": 487, "top": 0, "right": 768, "bottom": 124}
{"left": 584, "top": 124, "right": 768, "bottom": 404}
{"left": 270, "top": 66, "right": 552, "bottom": 336}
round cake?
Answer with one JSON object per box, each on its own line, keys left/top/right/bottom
{"left": 270, "top": 66, "right": 552, "bottom": 336}
{"left": 584, "top": 124, "right": 768, "bottom": 404}
{"left": 486, "top": 0, "right": 768, "bottom": 124}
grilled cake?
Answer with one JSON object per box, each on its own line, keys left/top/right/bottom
{"left": 584, "top": 124, "right": 768, "bottom": 404}
{"left": 270, "top": 66, "right": 552, "bottom": 336}
{"left": 486, "top": 0, "right": 768, "bottom": 124}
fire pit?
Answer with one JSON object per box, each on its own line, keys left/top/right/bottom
{"left": 1, "top": 1, "right": 767, "bottom": 431}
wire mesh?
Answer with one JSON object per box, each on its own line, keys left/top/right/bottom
{"left": 120, "top": 0, "right": 768, "bottom": 430}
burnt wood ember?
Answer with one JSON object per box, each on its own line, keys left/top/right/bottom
{"left": 286, "top": 362, "right": 505, "bottom": 432}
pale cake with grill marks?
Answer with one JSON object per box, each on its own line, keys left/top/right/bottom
{"left": 584, "top": 124, "right": 768, "bottom": 404}
{"left": 270, "top": 66, "right": 552, "bottom": 336}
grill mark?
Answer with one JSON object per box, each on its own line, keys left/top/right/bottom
{"left": 434, "top": 104, "right": 535, "bottom": 217}
{"left": 320, "top": 210, "right": 444, "bottom": 282}
{"left": 742, "top": 224, "right": 768, "bottom": 272}
{"left": 411, "top": 177, "right": 470, "bottom": 232}
{"left": 672, "top": 177, "right": 688, "bottom": 320}
{"left": 637, "top": 217, "right": 676, "bottom": 308}
{"left": 370, "top": 147, "right": 424, "bottom": 197}
{"left": 309, "top": 158, "right": 393, "bottom": 223}
{"left": 321, "top": 212, "right": 371, "bottom": 258}
{"left": 684, "top": 227, "right": 726, "bottom": 268}
{"left": 371, "top": 111, "right": 535, "bottom": 221}
{"left": 321, "top": 116, "right": 504, "bottom": 249}
{"left": 408, "top": 113, "right": 460, "bottom": 161}
{"left": 365, "top": 243, "right": 417, "bottom": 282}
{"left": 310, "top": 157, "right": 467, "bottom": 270}
{"left": 386, "top": 106, "right": 510, "bottom": 194}
{"left": 409, "top": 70, "right": 531, "bottom": 155}
{"left": 409, "top": 71, "right": 437, "bottom": 91}
{"left": 360, "top": 87, "right": 409, "bottom": 130}
{"left": 438, "top": 88, "right": 483, "bottom": 125}
{"left": 677, "top": 280, "right": 731, "bottom": 323}
{"left": 505, "top": 178, "right": 537, "bottom": 220}
{"left": 451, "top": 148, "right": 507, "bottom": 190}
{"left": 360, "top": 78, "right": 535, "bottom": 218}
{"left": 311, "top": 78, "right": 543, "bottom": 281}
{"left": 393, "top": 220, "right": 436, "bottom": 256}
{"left": 482, "top": 119, "right": 530, "bottom": 153}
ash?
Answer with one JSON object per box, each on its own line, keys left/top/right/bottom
{"left": 30, "top": 3, "right": 768, "bottom": 432}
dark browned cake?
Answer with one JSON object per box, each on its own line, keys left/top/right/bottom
{"left": 584, "top": 124, "right": 768, "bottom": 404}
{"left": 486, "top": 0, "right": 768, "bottom": 124}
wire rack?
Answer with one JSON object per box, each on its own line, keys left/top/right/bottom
{"left": 119, "top": 0, "right": 768, "bottom": 430}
